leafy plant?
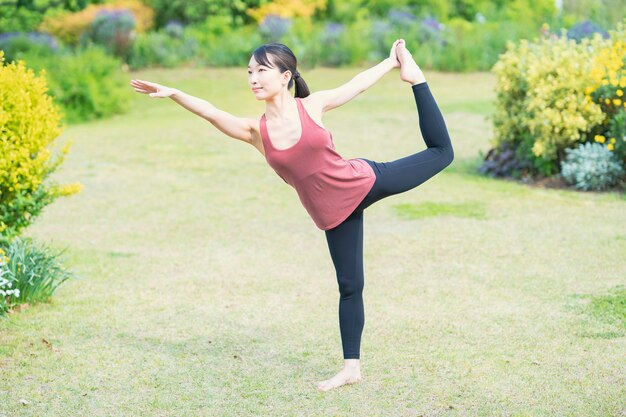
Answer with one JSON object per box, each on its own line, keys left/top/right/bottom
{"left": 0, "top": 51, "right": 81, "bottom": 246}
{"left": 560, "top": 142, "right": 625, "bottom": 191}
{"left": 0, "top": 237, "right": 77, "bottom": 317}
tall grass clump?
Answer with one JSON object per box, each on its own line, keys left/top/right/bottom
{"left": 0, "top": 238, "right": 76, "bottom": 317}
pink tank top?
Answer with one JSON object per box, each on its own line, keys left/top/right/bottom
{"left": 260, "top": 97, "right": 376, "bottom": 230}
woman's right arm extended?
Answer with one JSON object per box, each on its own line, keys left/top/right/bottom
{"left": 130, "top": 79, "right": 254, "bottom": 143}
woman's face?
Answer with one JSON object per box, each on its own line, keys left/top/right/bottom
{"left": 248, "top": 55, "right": 290, "bottom": 100}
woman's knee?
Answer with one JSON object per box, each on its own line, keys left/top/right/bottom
{"left": 429, "top": 145, "right": 453, "bottom": 170}
{"left": 441, "top": 145, "right": 454, "bottom": 167}
{"left": 337, "top": 274, "right": 364, "bottom": 298}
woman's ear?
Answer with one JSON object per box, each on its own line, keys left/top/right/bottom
{"left": 282, "top": 70, "right": 292, "bottom": 86}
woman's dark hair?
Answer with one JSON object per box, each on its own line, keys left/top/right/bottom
{"left": 251, "top": 43, "right": 310, "bottom": 98}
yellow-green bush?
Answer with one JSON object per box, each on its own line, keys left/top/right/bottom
{"left": 491, "top": 27, "right": 608, "bottom": 175}
{"left": 39, "top": 0, "right": 154, "bottom": 46}
{"left": 245, "top": 0, "right": 327, "bottom": 23}
{"left": 585, "top": 23, "right": 626, "bottom": 163}
{"left": 0, "top": 51, "right": 81, "bottom": 246}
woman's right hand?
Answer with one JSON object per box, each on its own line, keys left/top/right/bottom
{"left": 130, "top": 79, "right": 177, "bottom": 98}
{"left": 388, "top": 39, "right": 403, "bottom": 69}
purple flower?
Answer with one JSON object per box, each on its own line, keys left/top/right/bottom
{"left": 417, "top": 16, "right": 445, "bottom": 47}
{"left": 259, "top": 14, "right": 292, "bottom": 41}
{"left": 87, "top": 9, "right": 136, "bottom": 58}
{"left": 388, "top": 8, "right": 416, "bottom": 28}
{"left": 322, "top": 22, "right": 344, "bottom": 42}
{"left": 567, "top": 20, "right": 609, "bottom": 42}
{"left": 0, "top": 32, "right": 59, "bottom": 50}
{"left": 164, "top": 20, "right": 184, "bottom": 38}
{"left": 420, "top": 16, "right": 444, "bottom": 32}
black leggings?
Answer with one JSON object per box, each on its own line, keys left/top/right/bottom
{"left": 324, "top": 82, "right": 454, "bottom": 359}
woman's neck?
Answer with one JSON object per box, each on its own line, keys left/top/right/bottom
{"left": 264, "top": 91, "right": 297, "bottom": 121}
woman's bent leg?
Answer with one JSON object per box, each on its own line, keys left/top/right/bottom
{"left": 355, "top": 82, "right": 454, "bottom": 211}
{"left": 324, "top": 209, "right": 365, "bottom": 359}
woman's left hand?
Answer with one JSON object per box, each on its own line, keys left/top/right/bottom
{"left": 388, "top": 39, "right": 402, "bottom": 68}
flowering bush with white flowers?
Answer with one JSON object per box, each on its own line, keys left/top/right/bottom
{"left": 0, "top": 247, "right": 19, "bottom": 315}
{"left": 0, "top": 238, "right": 76, "bottom": 317}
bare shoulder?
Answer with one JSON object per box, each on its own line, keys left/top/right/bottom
{"left": 301, "top": 91, "right": 325, "bottom": 114}
{"left": 300, "top": 92, "right": 327, "bottom": 128}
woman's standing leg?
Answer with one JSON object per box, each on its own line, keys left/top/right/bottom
{"left": 316, "top": 208, "right": 364, "bottom": 391}
{"left": 326, "top": 209, "right": 365, "bottom": 360}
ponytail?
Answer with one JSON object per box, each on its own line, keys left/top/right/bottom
{"left": 292, "top": 72, "right": 310, "bottom": 98}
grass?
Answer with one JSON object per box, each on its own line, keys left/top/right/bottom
{"left": 0, "top": 67, "right": 625, "bottom": 416}
{"left": 394, "top": 201, "right": 488, "bottom": 220}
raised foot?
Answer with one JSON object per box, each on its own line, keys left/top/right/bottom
{"left": 316, "top": 367, "right": 362, "bottom": 392}
{"left": 396, "top": 39, "right": 426, "bottom": 85}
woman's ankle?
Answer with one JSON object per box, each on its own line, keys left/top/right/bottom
{"left": 344, "top": 358, "right": 360, "bottom": 369}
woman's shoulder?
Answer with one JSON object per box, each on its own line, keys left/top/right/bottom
{"left": 298, "top": 93, "right": 327, "bottom": 129}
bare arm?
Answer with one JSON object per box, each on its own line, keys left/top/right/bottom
{"left": 130, "top": 79, "right": 253, "bottom": 143}
{"left": 169, "top": 90, "right": 253, "bottom": 142}
{"left": 309, "top": 39, "right": 403, "bottom": 113}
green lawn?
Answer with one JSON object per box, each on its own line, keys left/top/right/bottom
{"left": 1, "top": 67, "right": 625, "bottom": 416}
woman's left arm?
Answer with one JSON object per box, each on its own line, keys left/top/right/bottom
{"left": 309, "top": 40, "right": 402, "bottom": 113}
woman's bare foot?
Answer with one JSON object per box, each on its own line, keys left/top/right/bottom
{"left": 316, "top": 359, "right": 362, "bottom": 392}
{"left": 396, "top": 39, "right": 426, "bottom": 86}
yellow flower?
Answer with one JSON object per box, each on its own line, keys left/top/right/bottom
{"left": 595, "top": 135, "right": 606, "bottom": 143}
{"left": 605, "top": 98, "right": 611, "bottom": 104}
{"left": 621, "top": 78, "right": 626, "bottom": 88}
{"left": 608, "top": 143, "right": 614, "bottom": 151}
{"left": 610, "top": 137, "right": 616, "bottom": 143}
{"left": 617, "top": 89, "right": 624, "bottom": 97}
{"left": 613, "top": 99, "right": 622, "bottom": 106}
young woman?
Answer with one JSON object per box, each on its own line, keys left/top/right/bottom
{"left": 130, "top": 39, "right": 454, "bottom": 392}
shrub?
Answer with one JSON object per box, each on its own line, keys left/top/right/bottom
{"left": 314, "top": 14, "right": 371, "bottom": 67}
{"left": 0, "top": 51, "right": 81, "bottom": 247}
{"left": 146, "top": 0, "right": 255, "bottom": 27}
{"left": 0, "top": 237, "right": 76, "bottom": 317}
{"left": 128, "top": 28, "right": 199, "bottom": 69}
{"left": 245, "top": 0, "right": 326, "bottom": 23}
{"left": 0, "top": 32, "right": 59, "bottom": 63}
{"left": 191, "top": 23, "right": 262, "bottom": 66}
{"left": 39, "top": 0, "right": 154, "bottom": 46}
{"left": 258, "top": 14, "right": 293, "bottom": 43}
{"left": 21, "top": 47, "right": 131, "bottom": 123}
{"left": 0, "top": 4, "right": 62, "bottom": 33}
{"left": 163, "top": 20, "right": 184, "bottom": 38}
{"left": 585, "top": 25, "right": 626, "bottom": 164}
{"left": 488, "top": 30, "right": 607, "bottom": 177}
{"left": 478, "top": 142, "right": 534, "bottom": 179}
{"left": 316, "top": 21, "right": 345, "bottom": 66}
{"left": 567, "top": 19, "right": 610, "bottom": 42}
{"left": 368, "top": 12, "right": 444, "bottom": 65}
{"left": 560, "top": 142, "right": 625, "bottom": 191}
{"left": 81, "top": 8, "right": 137, "bottom": 60}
